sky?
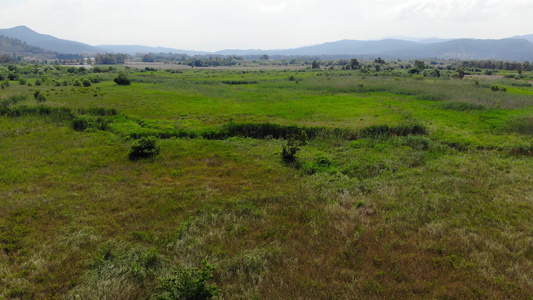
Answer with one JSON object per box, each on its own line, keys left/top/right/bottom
{"left": 1, "top": 0, "right": 532, "bottom": 52}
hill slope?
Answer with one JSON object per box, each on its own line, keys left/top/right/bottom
{"left": 0, "top": 26, "right": 100, "bottom": 54}
{"left": 377, "top": 38, "right": 533, "bottom": 60}
{"left": 0, "top": 34, "right": 56, "bottom": 58}
{"left": 2, "top": 26, "right": 533, "bottom": 60}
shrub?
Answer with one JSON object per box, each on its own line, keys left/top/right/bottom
{"left": 82, "top": 79, "right": 92, "bottom": 87}
{"left": 35, "top": 79, "right": 41, "bottom": 86}
{"left": 72, "top": 118, "right": 89, "bottom": 131}
{"left": 155, "top": 261, "right": 219, "bottom": 300}
{"left": 281, "top": 131, "right": 308, "bottom": 164}
{"left": 114, "top": 72, "right": 131, "bottom": 85}
{"left": 128, "top": 136, "right": 160, "bottom": 160}
{"left": 34, "top": 90, "right": 46, "bottom": 103}
{"left": 18, "top": 77, "right": 26, "bottom": 85}
{"left": 491, "top": 85, "right": 507, "bottom": 92}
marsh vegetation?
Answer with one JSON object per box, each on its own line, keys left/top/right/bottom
{"left": 1, "top": 61, "right": 532, "bottom": 299}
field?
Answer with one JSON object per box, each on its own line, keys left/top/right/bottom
{"left": 1, "top": 65, "right": 533, "bottom": 299}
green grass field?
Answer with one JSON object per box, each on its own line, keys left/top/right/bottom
{"left": 1, "top": 66, "right": 532, "bottom": 299}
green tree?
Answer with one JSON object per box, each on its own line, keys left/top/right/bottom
{"left": 457, "top": 67, "right": 465, "bottom": 79}
{"left": 142, "top": 54, "right": 155, "bottom": 62}
{"left": 281, "top": 131, "right": 308, "bottom": 164}
{"left": 349, "top": 58, "right": 360, "bottom": 70}
{"left": 311, "top": 60, "right": 320, "bottom": 69}
{"left": 415, "top": 60, "right": 425, "bottom": 72}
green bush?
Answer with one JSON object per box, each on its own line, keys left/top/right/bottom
{"left": 128, "top": 136, "right": 160, "bottom": 160}
{"left": 281, "top": 131, "right": 308, "bottom": 164}
{"left": 491, "top": 85, "right": 507, "bottom": 92}
{"left": 34, "top": 90, "right": 46, "bottom": 103}
{"left": 155, "top": 261, "right": 219, "bottom": 300}
{"left": 72, "top": 118, "right": 89, "bottom": 131}
{"left": 114, "top": 72, "right": 131, "bottom": 85}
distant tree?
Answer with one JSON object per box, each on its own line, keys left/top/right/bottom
{"left": 114, "top": 72, "right": 131, "bottom": 85}
{"left": 95, "top": 53, "right": 129, "bottom": 64}
{"left": 311, "top": 60, "right": 320, "bottom": 69}
{"left": 457, "top": 67, "right": 465, "bottom": 79}
{"left": 342, "top": 58, "right": 361, "bottom": 70}
{"left": 415, "top": 60, "right": 425, "bottom": 72}
{"left": 374, "top": 57, "right": 385, "bottom": 64}
{"left": 142, "top": 54, "right": 155, "bottom": 62}
{"left": 0, "top": 54, "right": 12, "bottom": 63}
{"left": 259, "top": 54, "right": 269, "bottom": 60}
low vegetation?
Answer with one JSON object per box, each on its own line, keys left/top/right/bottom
{"left": 0, "top": 60, "right": 532, "bottom": 299}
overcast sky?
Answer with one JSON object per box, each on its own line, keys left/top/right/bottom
{"left": 1, "top": 0, "right": 532, "bottom": 51}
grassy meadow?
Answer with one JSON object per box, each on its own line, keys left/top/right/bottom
{"left": 1, "top": 65, "right": 533, "bottom": 299}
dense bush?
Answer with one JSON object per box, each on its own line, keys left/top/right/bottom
{"left": 114, "top": 72, "right": 131, "bottom": 85}
{"left": 281, "top": 131, "right": 308, "bottom": 164}
{"left": 491, "top": 85, "right": 507, "bottom": 92}
{"left": 72, "top": 118, "right": 89, "bottom": 131}
{"left": 128, "top": 136, "right": 160, "bottom": 160}
{"left": 34, "top": 90, "right": 46, "bottom": 103}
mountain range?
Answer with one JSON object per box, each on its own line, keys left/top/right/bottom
{"left": 1, "top": 26, "right": 533, "bottom": 61}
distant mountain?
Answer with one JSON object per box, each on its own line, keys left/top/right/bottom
{"left": 0, "top": 26, "right": 100, "bottom": 54}
{"left": 512, "top": 34, "right": 533, "bottom": 44}
{"left": 215, "top": 38, "right": 533, "bottom": 61}
{"left": 386, "top": 36, "right": 454, "bottom": 44}
{"left": 97, "top": 45, "right": 207, "bottom": 56}
{"left": 377, "top": 38, "right": 533, "bottom": 61}
{"left": 0, "top": 35, "right": 56, "bottom": 58}
{"left": 1, "top": 26, "right": 533, "bottom": 61}
{"left": 216, "top": 39, "right": 418, "bottom": 56}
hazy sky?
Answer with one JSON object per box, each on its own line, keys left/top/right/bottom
{"left": 2, "top": 0, "right": 532, "bottom": 51}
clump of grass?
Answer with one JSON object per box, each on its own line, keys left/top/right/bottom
{"left": 0, "top": 94, "right": 27, "bottom": 108}
{"left": 503, "top": 116, "right": 533, "bottom": 135}
{"left": 509, "top": 145, "right": 533, "bottom": 156}
{"left": 358, "top": 124, "right": 427, "bottom": 138}
{"left": 155, "top": 261, "right": 219, "bottom": 300}
{"left": 77, "top": 107, "right": 118, "bottom": 116}
{"left": 511, "top": 82, "right": 532, "bottom": 87}
{"left": 440, "top": 101, "right": 485, "bottom": 111}
{"left": 0, "top": 105, "right": 75, "bottom": 121}
{"left": 221, "top": 80, "right": 258, "bottom": 85}
{"left": 68, "top": 244, "right": 163, "bottom": 299}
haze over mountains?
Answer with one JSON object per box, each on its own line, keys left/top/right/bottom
{"left": 1, "top": 26, "right": 533, "bottom": 61}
